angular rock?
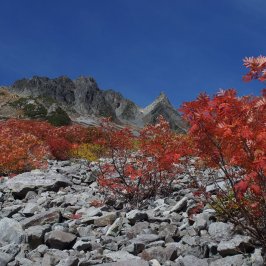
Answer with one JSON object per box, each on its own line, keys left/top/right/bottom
{"left": 0, "top": 205, "right": 22, "bottom": 218}
{"left": 73, "top": 240, "right": 92, "bottom": 251}
{"left": 25, "top": 225, "right": 51, "bottom": 249}
{"left": 217, "top": 235, "right": 254, "bottom": 256}
{"left": 5, "top": 171, "right": 72, "bottom": 198}
{"left": 175, "top": 255, "right": 208, "bottom": 266}
{"left": 0, "top": 251, "right": 13, "bottom": 266}
{"left": 126, "top": 222, "right": 150, "bottom": 239}
{"left": 45, "top": 231, "right": 77, "bottom": 250}
{"left": 133, "top": 234, "right": 162, "bottom": 245}
{"left": 210, "top": 254, "right": 245, "bottom": 266}
{"left": 0, "top": 218, "right": 25, "bottom": 244}
{"left": 170, "top": 197, "right": 188, "bottom": 213}
{"left": 193, "top": 214, "right": 207, "bottom": 231}
{"left": 56, "top": 256, "right": 79, "bottom": 266}
{"left": 208, "top": 222, "right": 234, "bottom": 241}
{"left": 106, "top": 217, "right": 123, "bottom": 237}
{"left": 140, "top": 245, "right": 177, "bottom": 264}
{"left": 94, "top": 212, "right": 117, "bottom": 227}
{"left": 149, "top": 259, "right": 161, "bottom": 266}
{"left": 126, "top": 210, "right": 149, "bottom": 225}
{"left": 99, "top": 259, "right": 149, "bottom": 266}
{"left": 104, "top": 251, "right": 139, "bottom": 262}
{"left": 250, "top": 249, "right": 264, "bottom": 266}
{"left": 21, "top": 209, "right": 61, "bottom": 229}
{"left": 123, "top": 242, "right": 145, "bottom": 255}
{"left": 22, "top": 202, "right": 39, "bottom": 216}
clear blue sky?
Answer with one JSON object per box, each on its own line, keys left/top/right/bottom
{"left": 0, "top": 0, "right": 266, "bottom": 107}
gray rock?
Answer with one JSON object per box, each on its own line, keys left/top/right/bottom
{"left": 22, "top": 202, "right": 39, "bottom": 216}
{"left": 126, "top": 210, "right": 149, "bottom": 225}
{"left": 73, "top": 240, "right": 92, "bottom": 251}
{"left": 78, "top": 206, "right": 102, "bottom": 218}
{"left": 126, "top": 222, "right": 150, "bottom": 239}
{"left": 149, "top": 259, "right": 161, "bottom": 266}
{"left": 170, "top": 197, "right": 188, "bottom": 213}
{"left": 208, "top": 222, "right": 234, "bottom": 241}
{"left": 140, "top": 244, "right": 177, "bottom": 264}
{"left": 133, "top": 234, "right": 162, "bottom": 244}
{"left": 94, "top": 212, "right": 117, "bottom": 227}
{"left": 104, "top": 251, "right": 139, "bottom": 262}
{"left": 5, "top": 171, "right": 72, "bottom": 198}
{"left": 13, "top": 257, "right": 36, "bottom": 266}
{"left": 250, "top": 249, "right": 264, "bottom": 266}
{"left": 0, "top": 218, "right": 25, "bottom": 244}
{"left": 98, "top": 259, "right": 149, "bottom": 266}
{"left": 217, "top": 235, "right": 254, "bottom": 256}
{"left": 56, "top": 256, "right": 79, "bottom": 266}
{"left": 0, "top": 205, "right": 22, "bottom": 218}
{"left": 158, "top": 223, "right": 180, "bottom": 242}
{"left": 0, "top": 251, "right": 14, "bottom": 266}
{"left": 106, "top": 217, "right": 123, "bottom": 237}
{"left": 45, "top": 230, "right": 77, "bottom": 250}
{"left": 0, "top": 243, "right": 20, "bottom": 259}
{"left": 25, "top": 225, "right": 51, "bottom": 249}
{"left": 123, "top": 242, "right": 145, "bottom": 255}
{"left": 210, "top": 254, "right": 245, "bottom": 266}
{"left": 193, "top": 213, "right": 207, "bottom": 231}
{"left": 175, "top": 255, "right": 208, "bottom": 266}
{"left": 21, "top": 209, "right": 61, "bottom": 229}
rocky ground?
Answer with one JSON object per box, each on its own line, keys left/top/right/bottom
{"left": 0, "top": 160, "right": 264, "bottom": 266}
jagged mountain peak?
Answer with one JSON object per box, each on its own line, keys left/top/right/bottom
{"left": 6, "top": 75, "right": 187, "bottom": 132}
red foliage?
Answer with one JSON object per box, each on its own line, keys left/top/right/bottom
{"left": 0, "top": 119, "right": 91, "bottom": 174}
{"left": 95, "top": 116, "right": 192, "bottom": 205}
{"left": 180, "top": 66, "right": 266, "bottom": 247}
{"left": 243, "top": 55, "right": 266, "bottom": 82}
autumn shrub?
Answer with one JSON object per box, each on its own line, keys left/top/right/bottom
{"left": 71, "top": 143, "right": 106, "bottom": 161}
{"left": 180, "top": 56, "right": 266, "bottom": 251}
{"left": 95, "top": 117, "right": 192, "bottom": 206}
{"left": 0, "top": 122, "right": 49, "bottom": 175}
{"left": 0, "top": 119, "right": 95, "bottom": 174}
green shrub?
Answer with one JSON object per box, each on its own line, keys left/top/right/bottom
{"left": 47, "top": 107, "right": 71, "bottom": 126}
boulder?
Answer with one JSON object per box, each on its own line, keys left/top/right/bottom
{"left": 0, "top": 218, "right": 25, "bottom": 244}
{"left": 210, "top": 254, "right": 245, "bottom": 266}
{"left": 175, "top": 255, "right": 208, "bottom": 266}
{"left": 45, "top": 231, "right": 77, "bottom": 250}
{"left": 21, "top": 209, "right": 61, "bottom": 229}
{"left": 5, "top": 171, "right": 72, "bottom": 198}
{"left": 25, "top": 225, "right": 51, "bottom": 249}
{"left": 170, "top": 197, "right": 188, "bottom": 213}
{"left": 208, "top": 222, "right": 234, "bottom": 241}
{"left": 217, "top": 235, "right": 254, "bottom": 256}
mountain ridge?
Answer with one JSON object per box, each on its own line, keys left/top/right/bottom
{"left": 4, "top": 75, "right": 187, "bottom": 132}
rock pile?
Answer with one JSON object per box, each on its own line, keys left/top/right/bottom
{"left": 0, "top": 160, "right": 264, "bottom": 266}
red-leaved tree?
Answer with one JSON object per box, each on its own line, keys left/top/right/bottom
{"left": 180, "top": 56, "right": 266, "bottom": 250}
{"left": 95, "top": 116, "right": 192, "bottom": 206}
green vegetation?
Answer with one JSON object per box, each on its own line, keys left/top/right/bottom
{"left": 47, "top": 107, "right": 71, "bottom": 126}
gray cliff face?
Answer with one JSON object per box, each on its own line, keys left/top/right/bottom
{"left": 10, "top": 76, "right": 187, "bottom": 131}
{"left": 12, "top": 76, "right": 76, "bottom": 105}
{"left": 141, "top": 93, "right": 188, "bottom": 132}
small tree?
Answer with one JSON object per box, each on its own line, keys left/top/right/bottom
{"left": 95, "top": 117, "right": 191, "bottom": 206}
{"left": 180, "top": 56, "right": 266, "bottom": 252}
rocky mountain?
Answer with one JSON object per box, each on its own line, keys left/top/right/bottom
{"left": 6, "top": 76, "right": 187, "bottom": 132}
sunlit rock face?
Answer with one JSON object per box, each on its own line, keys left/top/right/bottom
{"left": 10, "top": 76, "right": 187, "bottom": 131}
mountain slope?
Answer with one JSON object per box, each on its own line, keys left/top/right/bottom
{"left": 6, "top": 76, "right": 187, "bottom": 132}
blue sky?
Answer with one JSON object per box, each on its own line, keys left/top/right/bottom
{"left": 0, "top": 0, "right": 266, "bottom": 107}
